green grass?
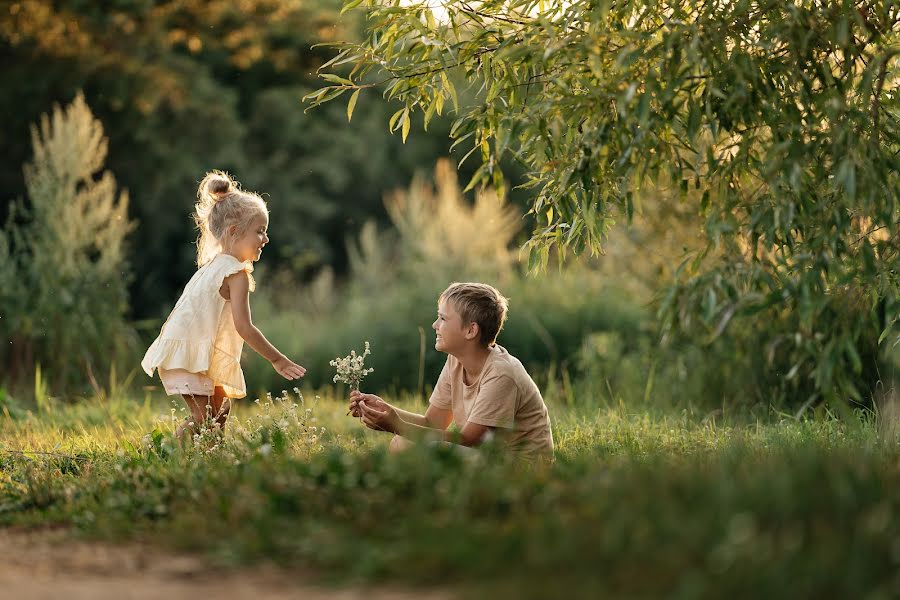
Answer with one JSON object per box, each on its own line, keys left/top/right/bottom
{"left": 1, "top": 389, "right": 899, "bottom": 599}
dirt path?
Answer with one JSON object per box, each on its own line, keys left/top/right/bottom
{"left": 0, "top": 528, "right": 452, "bottom": 600}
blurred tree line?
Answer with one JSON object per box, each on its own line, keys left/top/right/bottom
{"left": 0, "top": 0, "right": 482, "bottom": 324}
{"left": 243, "top": 159, "right": 648, "bottom": 396}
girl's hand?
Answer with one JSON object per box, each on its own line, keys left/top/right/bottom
{"left": 272, "top": 355, "right": 306, "bottom": 380}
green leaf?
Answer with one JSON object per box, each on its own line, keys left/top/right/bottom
{"left": 441, "top": 72, "right": 458, "bottom": 112}
{"left": 424, "top": 95, "right": 438, "bottom": 131}
{"left": 341, "top": 0, "right": 364, "bottom": 14}
{"left": 346, "top": 89, "right": 361, "bottom": 122}
{"left": 844, "top": 338, "right": 862, "bottom": 374}
{"left": 450, "top": 130, "right": 475, "bottom": 152}
{"left": 463, "top": 163, "right": 489, "bottom": 193}
{"left": 401, "top": 108, "right": 411, "bottom": 142}
{"left": 878, "top": 317, "right": 897, "bottom": 345}
{"left": 388, "top": 107, "right": 405, "bottom": 131}
{"left": 302, "top": 87, "right": 330, "bottom": 103}
{"left": 322, "top": 73, "right": 353, "bottom": 86}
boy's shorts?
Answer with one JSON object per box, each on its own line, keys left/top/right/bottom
{"left": 158, "top": 368, "right": 215, "bottom": 397}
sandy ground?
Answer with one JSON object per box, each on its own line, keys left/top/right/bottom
{"left": 0, "top": 528, "right": 452, "bottom": 600}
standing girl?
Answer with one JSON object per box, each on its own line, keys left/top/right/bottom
{"left": 142, "top": 171, "right": 305, "bottom": 436}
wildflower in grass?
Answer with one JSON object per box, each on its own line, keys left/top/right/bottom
{"left": 144, "top": 387, "right": 324, "bottom": 461}
{"left": 330, "top": 341, "right": 374, "bottom": 392}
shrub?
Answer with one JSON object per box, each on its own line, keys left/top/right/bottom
{"left": 243, "top": 161, "right": 644, "bottom": 396}
{"left": 0, "top": 92, "right": 135, "bottom": 395}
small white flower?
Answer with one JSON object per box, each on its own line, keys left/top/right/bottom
{"left": 331, "top": 341, "right": 375, "bottom": 390}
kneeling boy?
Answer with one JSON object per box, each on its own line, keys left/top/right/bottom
{"left": 349, "top": 282, "right": 554, "bottom": 461}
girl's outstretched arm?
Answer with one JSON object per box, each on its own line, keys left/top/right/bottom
{"left": 226, "top": 270, "right": 306, "bottom": 380}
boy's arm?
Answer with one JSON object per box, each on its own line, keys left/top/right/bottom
{"left": 349, "top": 392, "right": 451, "bottom": 429}
{"left": 396, "top": 419, "right": 492, "bottom": 447}
{"left": 359, "top": 400, "right": 491, "bottom": 446}
{"left": 395, "top": 404, "right": 453, "bottom": 429}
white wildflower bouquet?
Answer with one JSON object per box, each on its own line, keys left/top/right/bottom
{"left": 330, "top": 341, "right": 374, "bottom": 392}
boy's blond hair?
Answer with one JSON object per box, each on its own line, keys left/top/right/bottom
{"left": 440, "top": 282, "right": 509, "bottom": 347}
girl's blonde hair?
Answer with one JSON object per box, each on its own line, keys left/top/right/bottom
{"left": 194, "top": 171, "right": 268, "bottom": 268}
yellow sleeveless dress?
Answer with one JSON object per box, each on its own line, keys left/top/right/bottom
{"left": 141, "top": 253, "right": 254, "bottom": 398}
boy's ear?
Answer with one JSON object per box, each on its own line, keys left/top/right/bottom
{"left": 465, "top": 322, "right": 480, "bottom": 341}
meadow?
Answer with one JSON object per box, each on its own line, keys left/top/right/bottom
{"left": 2, "top": 386, "right": 899, "bottom": 600}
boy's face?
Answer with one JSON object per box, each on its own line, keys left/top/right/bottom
{"left": 432, "top": 299, "right": 476, "bottom": 355}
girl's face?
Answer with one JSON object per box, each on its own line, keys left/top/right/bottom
{"left": 230, "top": 212, "right": 269, "bottom": 262}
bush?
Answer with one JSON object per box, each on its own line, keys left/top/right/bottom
{"left": 243, "top": 161, "right": 646, "bottom": 396}
{"left": 0, "top": 93, "right": 136, "bottom": 395}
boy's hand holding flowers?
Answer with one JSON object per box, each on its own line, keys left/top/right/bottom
{"left": 349, "top": 391, "right": 402, "bottom": 433}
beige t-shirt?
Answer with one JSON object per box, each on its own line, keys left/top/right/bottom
{"left": 429, "top": 345, "right": 554, "bottom": 460}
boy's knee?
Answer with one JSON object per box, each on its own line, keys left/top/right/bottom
{"left": 389, "top": 435, "right": 412, "bottom": 454}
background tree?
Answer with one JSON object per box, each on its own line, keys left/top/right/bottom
{"left": 1, "top": 93, "right": 134, "bottom": 394}
{"left": 0, "top": 0, "right": 476, "bottom": 319}
{"left": 310, "top": 0, "right": 900, "bottom": 410}
{"left": 243, "top": 158, "right": 643, "bottom": 394}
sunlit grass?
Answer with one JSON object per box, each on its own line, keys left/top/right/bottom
{"left": 3, "top": 388, "right": 882, "bottom": 460}
{"left": 1, "top": 388, "right": 898, "bottom": 598}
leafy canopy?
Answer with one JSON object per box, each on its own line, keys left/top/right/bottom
{"left": 309, "top": 0, "right": 900, "bottom": 408}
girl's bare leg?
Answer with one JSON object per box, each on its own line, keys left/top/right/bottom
{"left": 209, "top": 387, "right": 231, "bottom": 430}
{"left": 177, "top": 393, "right": 215, "bottom": 439}
{"left": 175, "top": 388, "right": 229, "bottom": 440}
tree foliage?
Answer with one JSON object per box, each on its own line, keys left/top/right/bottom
{"left": 244, "top": 158, "right": 642, "bottom": 394}
{"left": 0, "top": 0, "right": 464, "bottom": 318}
{"left": 311, "top": 0, "right": 900, "bottom": 409}
{"left": 1, "top": 93, "right": 135, "bottom": 393}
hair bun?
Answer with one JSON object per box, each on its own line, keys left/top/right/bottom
{"left": 207, "top": 174, "right": 233, "bottom": 200}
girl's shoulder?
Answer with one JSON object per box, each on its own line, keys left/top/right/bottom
{"left": 208, "top": 253, "right": 255, "bottom": 291}
{"left": 205, "top": 253, "right": 253, "bottom": 273}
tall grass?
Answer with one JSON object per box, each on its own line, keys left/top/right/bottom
{"left": 2, "top": 390, "right": 898, "bottom": 599}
